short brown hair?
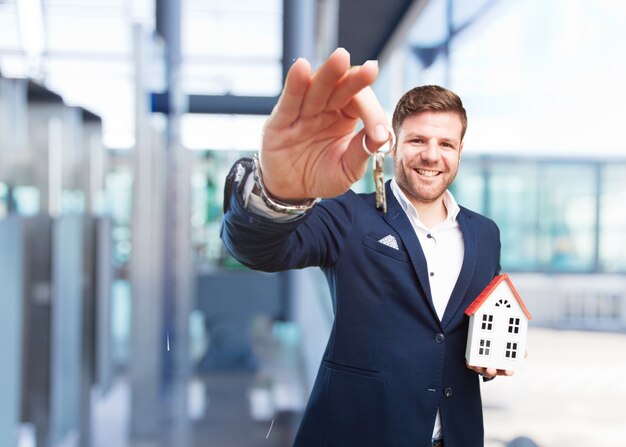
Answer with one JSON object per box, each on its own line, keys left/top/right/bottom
{"left": 392, "top": 85, "right": 467, "bottom": 141}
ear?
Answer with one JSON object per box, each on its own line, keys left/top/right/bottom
{"left": 389, "top": 131, "right": 397, "bottom": 158}
{"left": 458, "top": 140, "right": 464, "bottom": 160}
{"left": 389, "top": 141, "right": 396, "bottom": 158}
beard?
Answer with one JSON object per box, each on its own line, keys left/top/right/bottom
{"left": 393, "top": 159, "right": 459, "bottom": 205}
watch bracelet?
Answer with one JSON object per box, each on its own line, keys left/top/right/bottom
{"left": 252, "top": 154, "right": 318, "bottom": 215}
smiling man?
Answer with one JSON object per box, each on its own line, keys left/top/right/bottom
{"left": 221, "top": 49, "right": 509, "bottom": 447}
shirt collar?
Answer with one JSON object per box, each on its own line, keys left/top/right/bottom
{"left": 390, "top": 178, "right": 461, "bottom": 227}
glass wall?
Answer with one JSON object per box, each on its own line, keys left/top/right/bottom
{"left": 451, "top": 157, "right": 626, "bottom": 273}
{"left": 537, "top": 163, "right": 597, "bottom": 272}
{"left": 599, "top": 164, "right": 626, "bottom": 272}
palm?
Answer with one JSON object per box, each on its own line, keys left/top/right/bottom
{"left": 262, "top": 109, "right": 360, "bottom": 199}
{"left": 259, "top": 49, "right": 390, "bottom": 201}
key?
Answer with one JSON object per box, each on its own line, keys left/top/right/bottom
{"left": 373, "top": 151, "right": 386, "bottom": 213}
{"left": 362, "top": 127, "right": 395, "bottom": 214}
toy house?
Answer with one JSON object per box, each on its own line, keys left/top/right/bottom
{"left": 465, "top": 274, "right": 532, "bottom": 371}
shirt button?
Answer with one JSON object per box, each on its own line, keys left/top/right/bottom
{"left": 430, "top": 272, "right": 435, "bottom": 277}
{"left": 444, "top": 387, "right": 453, "bottom": 398}
{"left": 435, "top": 333, "right": 445, "bottom": 343}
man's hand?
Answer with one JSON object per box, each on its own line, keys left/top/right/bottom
{"left": 467, "top": 351, "right": 527, "bottom": 379}
{"left": 259, "top": 48, "right": 391, "bottom": 202}
{"left": 466, "top": 363, "right": 514, "bottom": 379}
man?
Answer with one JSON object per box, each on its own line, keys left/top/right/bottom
{"left": 221, "top": 48, "right": 512, "bottom": 447}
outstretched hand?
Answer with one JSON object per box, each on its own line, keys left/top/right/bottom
{"left": 259, "top": 48, "right": 392, "bottom": 202}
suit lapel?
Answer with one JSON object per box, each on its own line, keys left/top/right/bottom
{"left": 381, "top": 182, "right": 436, "bottom": 317}
{"left": 441, "top": 208, "right": 478, "bottom": 328}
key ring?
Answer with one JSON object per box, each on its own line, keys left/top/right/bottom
{"left": 362, "top": 127, "right": 396, "bottom": 156}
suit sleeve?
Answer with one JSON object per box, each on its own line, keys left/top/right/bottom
{"left": 220, "top": 159, "right": 356, "bottom": 272}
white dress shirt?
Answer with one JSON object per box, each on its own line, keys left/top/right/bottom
{"left": 390, "top": 178, "right": 465, "bottom": 441}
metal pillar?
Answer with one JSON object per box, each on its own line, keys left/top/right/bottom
{"left": 282, "top": 0, "right": 317, "bottom": 80}
{"left": 281, "top": 0, "right": 318, "bottom": 321}
{"left": 157, "top": 0, "right": 193, "bottom": 445}
{"left": 130, "top": 24, "right": 165, "bottom": 441}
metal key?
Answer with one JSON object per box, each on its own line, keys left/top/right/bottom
{"left": 373, "top": 151, "right": 386, "bottom": 213}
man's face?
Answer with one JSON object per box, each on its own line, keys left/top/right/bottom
{"left": 391, "top": 111, "right": 464, "bottom": 207}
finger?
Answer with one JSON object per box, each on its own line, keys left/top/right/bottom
{"left": 345, "top": 86, "right": 391, "bottom": 150}
{"left": 268, "top": 58, "right": 312, "bottom": 129}
{"left": 326, "top": 60, "right": 379, "bottom": 111}
{"left": 300, "top": 48, "right": 351, "bottom": 118}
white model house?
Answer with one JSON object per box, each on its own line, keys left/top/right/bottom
{"left": 465, "top": 274, "right": 532, "bottom": 371}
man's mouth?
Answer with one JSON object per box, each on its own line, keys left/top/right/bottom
{"left": 415, "top": 168, "right": 440, "bottom": 178}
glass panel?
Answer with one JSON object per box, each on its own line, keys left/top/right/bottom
{"left": 488, "top": 161, "right": 539, "bottom": 271}
{"left": 0, "top": 182, "right": 7, "bottom": 217}
{"left": 13, "top": 186, "right": 40, "bottom": 215}
{"left": 408, "top": 0, "right": 449, "bottom": 46}
{"left": 448, "top": 0, "right": 626, "bottom": 158}
{"left": 182, "top": 60, "right": 281, "bottom": 96}
{"left": 451, "top": 0, "right": 498, "bottom": 29}
{"left": 181, "top": 114, "right": 268, "bottom": 151}
{"left": 46, "top": 16, "right": 130, "bottom": 54}
{"left": 450, "top": 158, "right": 484, "bottom": 214}
{"left": 182, "top": 0, "right": 282, "bottom": 97}
{"left": 189, "top": 149, "right": 261, "bottom": 268}
{"left": 599, "top": 164, "right": 626, "bottom": 272}
{"left": 104, "top": 164, "right": 133, "bottom": 267}
{"left": 537, "top": 164, "right": 596, "bottom": 272}
{"left": 0, "top": 218, "right": 24, "bottom": 447}
{"left": 0, "top": 2, "right": 21, "bottom": 50}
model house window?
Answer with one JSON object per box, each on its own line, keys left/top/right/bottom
{"left": 495, "top": 298, "right": 511, "bottom": 308}
{"left": 508, "top": 317, "right": 521, "bottom": 334}
{"left": 505, "top": 342, "right": 518, "bottom": 359}
{"left": 481, "top": 314, "right": 493, "bottom": 330}
{"left": 479, "top": 339, "right": 491, "bottom": 356}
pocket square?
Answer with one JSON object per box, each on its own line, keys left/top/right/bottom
{"left": 378, "top": 235, "right": 399, "bottom": 250}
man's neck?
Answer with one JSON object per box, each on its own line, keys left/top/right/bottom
{"left": 411, "top": 198, "right": 447, "bottom": 229}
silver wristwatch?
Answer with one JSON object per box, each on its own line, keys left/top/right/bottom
{"left": 252, "top": 154, "right": 318, "bottom": 215}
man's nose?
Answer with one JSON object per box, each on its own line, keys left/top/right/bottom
{"left": 421, "top": 141, "right": 440, "bottom": 162}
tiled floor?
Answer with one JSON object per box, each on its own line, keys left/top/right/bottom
{"left": 91, "top": 370, "right": 299, "bottom": 447}
{"left": 194, "top": 370, "right": 299, "bottom": 447}
{"left": 482, "top": 328, "right": 626, "bottom": 446}
{"left": 91, "top": 328, "right": 626, "bottom": 447}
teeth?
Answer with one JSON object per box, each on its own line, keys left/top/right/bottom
{"left": 416, "top": 169, "right": 439, "bottom": 177}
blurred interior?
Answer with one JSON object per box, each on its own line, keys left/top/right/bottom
{"left": 1, "top": 0, "right": 626, "bottom": 446}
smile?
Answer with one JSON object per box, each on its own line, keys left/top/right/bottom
{"left": 415, "top": 169, "right": 440, "bottom": 177}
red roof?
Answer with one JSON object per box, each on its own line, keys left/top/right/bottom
{"left": 464, "top": 274, "right": 532, "bottom": 320}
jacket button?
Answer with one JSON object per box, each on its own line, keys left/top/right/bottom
{"left": 444, "top": 387, "right": 453, "bottom": 398}
{"left": 435, "top": 333, "right": 445, "bottom": 343}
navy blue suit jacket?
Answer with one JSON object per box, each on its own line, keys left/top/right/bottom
{"left": 221, "top": 160, "right": 501, "bottom": 447}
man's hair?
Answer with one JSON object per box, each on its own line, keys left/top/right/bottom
{"left": 391, "top": 85, "right": 467, "bottom": 141}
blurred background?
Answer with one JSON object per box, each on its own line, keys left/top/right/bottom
{"left": 1, "top": 0, "right": 626, "bottom": 446}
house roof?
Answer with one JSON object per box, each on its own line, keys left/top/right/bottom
{"left": 464, "top": 274, "right": 533, "bottom": 320}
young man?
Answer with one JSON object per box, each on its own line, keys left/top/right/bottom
{"left": 221, "top": 48, "right": 511, "bottom": 447}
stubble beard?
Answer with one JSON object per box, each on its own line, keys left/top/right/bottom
{"left": 394, "top": 161, "right": 459, "bottom": 205}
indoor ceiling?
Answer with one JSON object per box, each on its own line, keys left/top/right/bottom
{"left": 337, "top": 0, "right": 416, "bottom": 64}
